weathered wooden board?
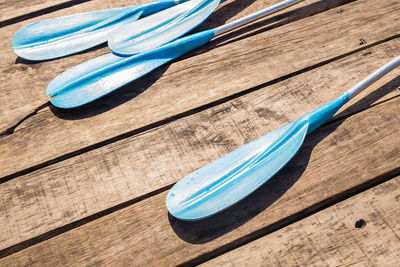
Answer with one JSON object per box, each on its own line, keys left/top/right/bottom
{"left": 1, "top": 38, "right": 399, "bottom": 252}
{"left": 1, "top": 0, "right": 399, "bottom": 179}
{"left": 1, "top": 68, "right": 399, "bottom": 265}
{"left": 202, "top": 176, "right": 400, "bottom": 266}
{"left": 0, "top": 0, "right": 307, "bottom": 131}
{"left": 0, "top": 0, "right": 155, "bottom": 128}
{"left": 0, "top": 0, "right": 91, "bottom": 24}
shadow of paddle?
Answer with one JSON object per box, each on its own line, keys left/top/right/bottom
{"left": 195, "top": 0, "right": 257, "bottom": 32}
{"left": 47, "top": 0, "right": 352, "bottom": 118}
{"left": 184, "top": 0, "right": 355, "bottom": 58}
{"left": 46, "top": 0, "right": 258, "bottom": 119}
{"left": 168, "top": 75, "right": 400, "bottom": 244}
{"left": 168, "top": 142, "right": 311, "bottom": 244}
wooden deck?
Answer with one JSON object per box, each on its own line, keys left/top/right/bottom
{"left": 1, "top": 0, "right": 399, "bottom": 265}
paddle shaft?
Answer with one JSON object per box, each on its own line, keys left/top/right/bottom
{"left": 214, "top": 0, "right": 304, "bottom": 35}
{"left": 166, "top": 55, "right": 400, "bottom": 220}
{"left": 347, "top": 55, "right": 400, "bottom": 99}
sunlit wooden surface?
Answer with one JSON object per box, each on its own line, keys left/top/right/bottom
{"left": 0, "top": 0, "right": 399, "bottom": 265}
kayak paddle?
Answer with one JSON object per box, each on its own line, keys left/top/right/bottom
{"left": 108, "top": 0, "right": 222, "bottom": 56}
{"left": 12, "top": 0, "right": 190, "bottom": 61}
{"left": 166, "top": 55, "right": 400, "bottom": 221}
{"left": 47, "top": 0, "right": 305, "bottom": 108}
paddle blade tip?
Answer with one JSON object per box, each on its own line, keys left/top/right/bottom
{"left": 12, "top": 31, "right": 46, "bottom": 61}
{"left": 46, "top": 80, "right": 91, "bottom": 109}
{"left": 166, "top": 188, "right": 221, "bottom": 221}
{"left": 108, "top": 42, "right": 140, "bottom": 57}
{"left": 46, "top": 93, "right": 81, "bottom": 109}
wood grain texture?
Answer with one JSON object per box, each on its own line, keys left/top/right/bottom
{"left": 0, "top": 0, "right": 306, "bottom": 131}
{"left": 1, "top": 0, "right": 399, "bottom": 179}
{"left": 202, "top": 176, "right": 400, "bottom": 267}
{"left": 0, "top": 0, "right": 151, "bottom": 129}
{"left": 1, "top": 38, "right": 399, "bottom": 252}
{"left": 1, "top": 56, "right": 399, "bottom": 264}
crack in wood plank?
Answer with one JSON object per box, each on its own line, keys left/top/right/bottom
{"left": 0, "top": 39, "right": 399, "bottom": 260}
{"left": 0, "top": 0, "right": 348, "bottom": 132}
{"left": 0, "top": 102, "right": 49, "bottom": 136}
{"left": 1, "top": 35, "right": 399, "bottom": 185}
{"left": 1, "top": 0, "right": 399, "bottom": 180}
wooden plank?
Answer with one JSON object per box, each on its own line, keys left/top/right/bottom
{"left": 0, "top": 0, "right": 308, "bottom": 131}
{"left": 1, "top": 0, "right": 399, "bottom": 179}
{"left": 1, "top": 38, "right": 399, "bottom": 252}
{"left": 0, "top": 0, "right": 149, "bottom": 128}
{"left": 1, "top": 98, "right": 399, "bottom": 265}
{"left": 0, "top": 0, "right": 91, "bottom": 25}
{"left": 1, "top": 46, "right": 399, "bottom": 262}
{"left": 202, "top": 177, "right": 400, "bottom": 267}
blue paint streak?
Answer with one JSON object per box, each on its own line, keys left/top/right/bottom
{"left": 166, "top": 92, "right": 350, "bottom": 221}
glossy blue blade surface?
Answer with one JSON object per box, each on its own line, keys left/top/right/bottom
{"left": 167, "top": 120, "right": 308, "bottom": 221}
{"left": 167, "top": 93, "right": 350, "bottom": 221}
{"left": 46, "top": 29, "right": 216, "bottom": 108}
{"left": 109, "top": 0, "right": 220, "bottom": 56}
{"left": 12, "top": 0, "right": 177, "bottom": 61}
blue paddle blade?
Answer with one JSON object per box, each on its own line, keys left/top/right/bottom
{"left": 166, "top": 120, "right": 309, "bottom": 221}
{"left": 166, "top": 93, "right": 350, "bottom": 221}
{"left": 46, "top": 29, "right": 216, "bottom": 108}
{"left": 109, "top": 0, "right": 220, "bottom": 56}
{"left": 12, "top": 0, "right": 177, "bottom": 61}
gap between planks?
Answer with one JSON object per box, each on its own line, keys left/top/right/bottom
{"left": 0, "top": 0, "right": 344, "bottom": 130}
{"left": 201, "top": 175, "right": 400, "bottom": 266}
{"left": 1, "top": 0, "right": 399, "bottom": 181}
{"left": 1, "top": 38, "right": 399, "bottom": 261}
{"left": 1, "top": 97, "right": 399, "bottom": 265}
{"left": 1, "top": 34, "right": 399, "bottom": 185}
